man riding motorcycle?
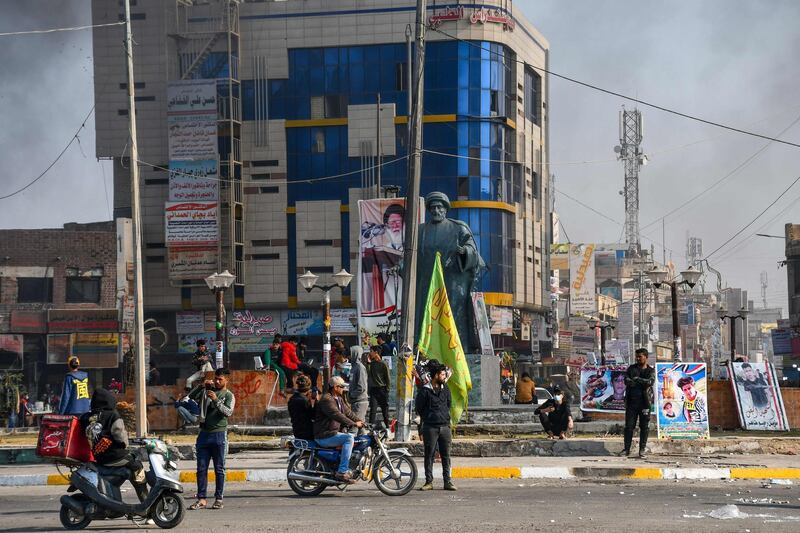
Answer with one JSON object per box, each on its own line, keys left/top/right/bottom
{"left": 313, "top": 376, "right": 364, "bottom": 483}
{"left": 80, "top": 388, "right": 148, "bottom": 502}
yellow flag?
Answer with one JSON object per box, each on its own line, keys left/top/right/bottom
{"left": 417, "top": 252, "right": 472, "bottom": 425}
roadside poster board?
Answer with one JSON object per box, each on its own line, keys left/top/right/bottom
{"left": 471, "top": 292, "right": 494, "bottom": 356}
{"left": 729, "top": 361, "right": 789, "bottom": 431}
{"left": 579, "top": 365, "right": 628, "bottom": 412}
{"left": 655, "top": 362, "right": 709, "bottom": 440}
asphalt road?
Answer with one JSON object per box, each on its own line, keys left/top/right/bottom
{"left": 2, "top": 479, "right": 799, "bottom": 532}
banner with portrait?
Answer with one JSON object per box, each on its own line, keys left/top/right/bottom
{"left": 729, "top": 361, "right": 789, "bottom": 431}
{"left": 357, "top": 198, "right": 422, "bottom": 345}
{"left": 655, "top": 362, "right": 709, "bottom": 440}
{"left": 579, "top": 365, "right": 628, "bottom": 412}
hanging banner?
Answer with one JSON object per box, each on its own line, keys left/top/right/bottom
{"left": 471, "top": 292, "right": 494, "bottom": 356}
{"left": 168, "top": 246, "right": 218, "bottom": 281}
{"left": 655, "top": 362, "right": 709, "bottom": 440}
{"left": 167, "top": 80, "right": 217, "bottom": 114}
{"left": 580, "top": 365, "right": 628, "bottom": 412}
{"left": 569, "top": 243, "right": 596, "bottom": 315}
{"left": 729, "top": 362, "right": 789, "bottom": 431}
{"left": 330, "top": 309, "right": 358, "bottom": 336}
{"left": 164, "top": 202, "right": 218, "bottom": 246}
{"left": 489, "top": 306, "right": 513, "bottom": 336}
{"left": 357, "top": 198, "right": 422, "bottom": 344}
{"left": 228, "top": 310, "right": 280, "bottom": 353}
{"left": 168, "top": 116, "right": 218, "bottom": 160}
{"left": 176, "top": 311, "right": 206, "bottom": 334}
{"left": 169, "top": 159, "right": 219, "bottom": 202}
{"left": 617, "top": 301, "right": 634, "bottom": 347}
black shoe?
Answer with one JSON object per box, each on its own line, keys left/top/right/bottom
{"left": 443, "top": 482, "right": 457, "bottom": 491}
{"left": 616, "top": 448, "right": 630, "bottom": 457}
{"left": 638, "top": 449, "right": 647, "bottom": 458}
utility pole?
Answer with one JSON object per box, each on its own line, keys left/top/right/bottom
{"left": 124, "top": 0, "right": 147, "bottom": 438}
{"left": 396, "top": 0, "right": 426, "bottom": 442}
{"left": 376, "top": 92, "right": 382, "bottom": 197}
{"left": 615, "top": 109, "right": 646, "bottom": 256}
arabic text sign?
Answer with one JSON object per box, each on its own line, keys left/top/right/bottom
{"left": 655, "top": 363, "right": 709, "bottom": 440}
{"left": 569, "top": 244, "right": 596, "bottom": 315}
{"left": 730, "top": 362, "right": 789, "bottom": 431}
{"left": 165, "top": 202, "right": 218, "bottom": 246}
{"left": 167, "top": 80, "right": 217, "bottom": 114}
{"left": 330, "top": 309, "right": 357, "bottom": 335}
{"left": 71, "top": 333, "right": 119, "bottom": 369}
{"left": 176, "top": 311, "right": 205, "bottom": 334}
{"left": 169, "top": 159, "right": 219, "bottom": 201}
{"left": 168, "top": 115, "right": 218, "bottom": 160}
{"left": 168, "top": 246, "right": 218, "bottom": 280}
{"left": 282, "top": 310, "right": 324, "bottom": 336}
{"left": 580, "top": 365, "right": 628, "bottom": 413}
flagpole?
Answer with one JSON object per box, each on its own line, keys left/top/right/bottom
{"left": 396, "top": 0, "right": 426, "bottom": 442}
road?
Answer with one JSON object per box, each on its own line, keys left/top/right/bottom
{"left": 1, "top": 478, "right": 799, "bottom": 532}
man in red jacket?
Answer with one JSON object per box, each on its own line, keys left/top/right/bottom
{"left": 279, "top": 336, "right": 301, "bottom": 390}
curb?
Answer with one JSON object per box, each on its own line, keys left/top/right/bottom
{"left": 3, "top": 466, "right": 800, "bottom": 487}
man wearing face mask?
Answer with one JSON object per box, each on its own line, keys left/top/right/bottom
{"left": 534, "top": 386, "right": 573, "bottom": 439}
{"left": 619, "top": 348, "right": 655, "bottom": 458}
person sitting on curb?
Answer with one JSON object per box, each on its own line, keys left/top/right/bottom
{"left": 534, "top": 386, "right": 573, "bottom": 439}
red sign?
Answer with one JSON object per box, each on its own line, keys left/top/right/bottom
{"left": 47, "top": 309, "right": 119, "bottom": 333}
{"left": 11, "top": 310, "right": 46, "bottom": 333}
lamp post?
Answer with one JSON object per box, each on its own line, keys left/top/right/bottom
{"left": 647, "top": 265, "right": 701, "bottom": 362}
{"left": 587, "top": 319, "right": 615, "bottom": 366}
{"left": 717, "top": 305, "right": 749, "bottom": 362}
{"left": 298, "top": 269, "right": 354, "bottom": 385}
{"left": 204, "top": 270, "right": 236, "bottom": 369}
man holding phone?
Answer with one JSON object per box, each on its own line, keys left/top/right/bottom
{"left": 188, "top": 368, "right": 235, "bottom": 511}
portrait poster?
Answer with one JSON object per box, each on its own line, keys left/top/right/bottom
{"left": 729, "top": 362, "right": 789, "bottom": 431}
{"left": 580, "top": 365, "right": 628, "bottom": 413}
{"left": 655, "top": 362, "right": 709, "bottom": 440}
{"left": 357, "top": 198, "right": 422, "bottom": 345}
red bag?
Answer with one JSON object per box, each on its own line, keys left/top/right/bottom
{"left": 36, "top": 414, "right": 94, "bottom": 465}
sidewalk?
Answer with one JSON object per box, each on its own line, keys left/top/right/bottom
{"left": 2, "top": 450, "right": 799, "bottom": 486}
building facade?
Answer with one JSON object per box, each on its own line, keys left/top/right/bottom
{"left": 91, "top": 0, "right": 551, "bottom": 365}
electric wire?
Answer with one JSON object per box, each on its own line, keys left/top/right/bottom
{"left": 0, "top": 106, "right": 95, "bottom": 201}
{"left": 0, "top": 21, "right": 125, "bottom": 37}
{"left": 428, "top": 25, "right": 800, "bottom": 150}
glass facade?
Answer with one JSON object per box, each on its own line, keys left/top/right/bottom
{"left": 241, "top": 41, "right": 521, "bottom": 295}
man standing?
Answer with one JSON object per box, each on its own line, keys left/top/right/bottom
{"left": 534, "top": 386, "right": 573, "bottom": 438}
{"left": 347, "top": 346, "right": 369, "bottom": 432}
{"left": 416, "top": 361, "right": 456, "bottom": 491}
{"left": 287, "top": 375, "right": 316, "bottom": 440}
{"left": 367, "top": 345, "right": 391, "bottom": 428}
{"left": 186, "top": 340, "right": 213, "bottom": 391}
{"left": 620, "top": 348, "right": 655, "bottom": 458}
{"left": 189, "top": 368, "right": 235, "bottom": 510}
{"left": 376, "top": 333, "right": 394, "bottom": 360}
{"left": 58, "top": 356, "right": 91, "bottom": 416}
{"left": 314, "top": 376, "right": 364, "bottom": 483}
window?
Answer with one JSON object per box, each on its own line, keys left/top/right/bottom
{"left": 300, "top": 266, "right": 334, "bottom": 274}
{"left": 457, "top": 177, "right": 469, "bottom": 199}
{"left": 251, "top": 240, "right": 271, "bottom": 247}
{"left": 324, "top": 94, "right": 347, "bottom": 118}
{"left": 490, "top": 90, "right": 499, "bottom": 115}
{"left": 66, "top": 278, "right": 101, "bottom": 304}
{"left": 146, "top": 243, "right": 165, "bottom": 249}
{"left": 468, "top": 147, "right": 480, "bottom": 176}
{"left": 251, "top": 160, "right": 279, "bottom": 167}
{"left": 144, "top": 178, "right": 168, "bottom": 185}
{"left": 310, "top": 96, "right": 324, "bottom": 119}
{"left": 17, "top": 278, "right": 53, "bottom": 303}
{"left": 524, "top": 66, "right": 542, "bottom": 125}
{"left": 145, "top": 256, "right": 165, "bottom": 263}
{"left": 305, "top": 239, "right": 333, "bottom": 247}
{"left": 251, "top": 173, "right": 270, "bottom": 180}
{"left": 532, "top": 172, "right": 541, "bottom": 199}
{"left": 312, "top": 130, "right": 325, "bottom": 153}
{"left": 134, "top": 95, "right": 155, "bottom": 102}
{"left": 259, "top": 186, "right": 279, "bottom": 194}
{"left": 119, "top": 82, "right": 145, "bottom": 89}
{"left": 395, "top": 62, "right": 408, "bottom": 91}
{"left": 117, "top": 109, "right": 128, "bottom": 116}
{"left": 248, "top": 253, "right": 280, "bottom": 260}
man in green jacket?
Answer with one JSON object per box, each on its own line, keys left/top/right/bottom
{"left": 188, "top": 368, "right": 235, "bottom": 510}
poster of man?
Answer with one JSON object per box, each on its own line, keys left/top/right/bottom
{"left": 730, "top": 361, "right": 789, "bottom": 431}
{"left": 655, "top": 363, "right": 710, "bottom": 440}
{"left": 580, "top": 366, "right": 628, "bottom": 412}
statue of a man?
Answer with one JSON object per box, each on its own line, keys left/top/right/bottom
{"left": 415, "top": 191, "right": 485, "bottom": 351}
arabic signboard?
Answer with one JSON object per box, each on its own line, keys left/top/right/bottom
{"left": 282, "top": 310, "right": 324, "bottom": 336}
{"left": 169, "top": 159, "right": 218, "bottom": 202}
{"left": 330, "top": 309, "right": 358, "bottom": 336}
{"left": 569, "top": 244, "right": 596, "bottom": 315}
{"left": 489, "top": 306, "right": 513, "bottom": 336}
{"left": 168, "top": 116, "right": 218, "bottom": 160}
{"left": 168, "top": 246, "right": 218, "bottom": 280}
{"left": 228, "top": 310, "right": 280, "bottom": 353}
{"left": 70, "top": 333, "right": 120, "bottom": 369}
{"left": 730, "top": 362, "right": 789, "bottom": 431}
{"left": 10, "top": 310, "right": 46, "bottom": 333}
{"left": 428, "top": 5, "right": 515, "bottom": 31}
{"left": 178, "top": 333, "right": 217, "bottom": 354}
{"left": 167, "top": 80, "right": 217, "bottom": 114}
{"left": 48, "top": 309, "right": 119, "bottom": 333}
{"left": 655, "top": 363, "right": 710, "bottom": 440}
{"left": 164, "top": 202, "right": 218, "bottom": 246}
{"left": 176, "top": 311, "right": 205, "bottom": 334}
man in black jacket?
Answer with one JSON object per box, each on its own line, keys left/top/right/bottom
{"left": 619, "top": 348, "right": 655, "bottom": 458}
{"left": 415, "top": 360, "right": 455, "bottom": 491}
{"left": 534, "top": 386, "right": 573, "bottom": 439}
{"left": 288, "top": 375, "right": 316, "bottom": 440}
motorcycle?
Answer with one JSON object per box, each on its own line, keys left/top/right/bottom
{"left": 58, "top": 438, "right": 185, "bottom": 530}
{"left": 285, "top": 424, "right": 418, "bottom": 497}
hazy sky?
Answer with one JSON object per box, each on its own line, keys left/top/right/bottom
{"left": 1, "top": 1, "right": 798, "bottom": 313}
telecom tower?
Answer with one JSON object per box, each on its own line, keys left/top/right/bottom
{"left": 615, "top": 108, "right": 647, "bottom": 256}
{"left": 686, "top": 235, "right": 703, "bottom": 267}
{"left": 760, "top": 271, "right": 768, "bottom": 308}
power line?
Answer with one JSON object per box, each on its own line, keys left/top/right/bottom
{"left": 704, "top": 174, "right": 800, "bottom": 261}
{"left": 0, "top": 21, "right": 125, "bottom": 37}
{"left": 0, "top": 106, "right": 94, "bottom": 201}
{"left": 428, "top": 25, "right": 800, "bottom": 150}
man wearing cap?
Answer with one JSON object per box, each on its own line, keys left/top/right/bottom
{"left": 58, "top": 356, "right": 91, "bottom": 416}
{"left": 416, "top": 191, "right": 484, "bottom": 350}
{"left": 313, "top": 376, "right": 364, "bottom": 483}
{"left": 534, "top": 386, "right": 573, "bottom": 439}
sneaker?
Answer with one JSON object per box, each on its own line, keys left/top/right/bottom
{"left": 443, "top": 482, "right": 457, "bottom": 491}
{"left": 419, "top": 482, "right": 433, "bottom": 491}
{"left": 638, "top": 449, "right": 647, "bottom": 458}
{"left": 616, "top": 449, "right": 630, "bottom": 457}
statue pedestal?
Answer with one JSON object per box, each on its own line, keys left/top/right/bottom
{"left": 467, "top": 353, "right": 501, "bottom": 407}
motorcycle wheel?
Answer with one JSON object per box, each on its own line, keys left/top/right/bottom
{"left": 373, "top": 453, "right": 418, "bottom": 496}
{"left": 287, "top": 452, "right": 327, "bottom": 497}
{"left": 151, "top": 492, "right": 185, "bottom": 529}
{"left": 59, "top": 504, "right": 92, "bottom": 530}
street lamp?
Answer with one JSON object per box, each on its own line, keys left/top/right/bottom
{"left": 298, "top": 269, "right": 353, "bottom": 385}
{"left": 717, "top": 305, "right": 748, "bottom": 362}
{"left": 587, "top": 318, "right": 615, "bottom": 366}
{"left": 205, "top": 270, "right": 236, "bottom": 368}
{"left": 647, "top": 265, "right": 701, "bottom": 361}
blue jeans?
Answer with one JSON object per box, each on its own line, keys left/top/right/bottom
{"left": 316, "top": 432, "right": 354, "bottom": 474}
{"left": 196, "top": 431, "right": 227, "bottom": 500}
{"left": 177, "top": 406, "right": 198, "bottom": 425}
